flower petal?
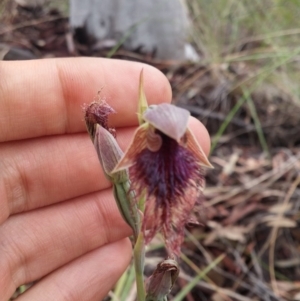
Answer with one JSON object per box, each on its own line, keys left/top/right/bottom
{"left": 83, "top": 101, "right": 116, "bottom": 140}
{"left": 185, "top": 128, "right": 214, "bottom": 168}
{"left": 112, "top": 123, "right": 149, "bottom": 172}
{"left": 144, "top": 104, "right": 190, "bottom": 141}
{"left": 94, "top": 124, "right": 127, "bottom": 182}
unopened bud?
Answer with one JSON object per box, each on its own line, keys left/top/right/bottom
{"left": 146, "top": 259, "right": 179, "bottom": 301}
{"left": 94, "top": 124, "right": 126, "bottom": 182}
{"left": 93, "top": 125, "right": 139, "bottom": 237}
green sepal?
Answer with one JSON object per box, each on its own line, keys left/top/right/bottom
{"left": 137, "top": 69, "right": 149, "bottom": 125}
{"left": 113, "top": 181, "right": 139, "bottom": 240}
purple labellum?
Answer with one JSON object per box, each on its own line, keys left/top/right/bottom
{"left": 130, "top": 130, "right": 205, "bottom": 255}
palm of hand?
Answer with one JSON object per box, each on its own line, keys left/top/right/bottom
{"left": 0, "top": 58, "right": 210, "bottom": 301}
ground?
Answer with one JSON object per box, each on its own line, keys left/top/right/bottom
{"left": 1, "top": 1, "right": 300, "bottom": 300}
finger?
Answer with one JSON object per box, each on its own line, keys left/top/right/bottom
{"left": 0, "top": 189, "right": 132, "bottom": 300}
{"left": 0, "top": 127, "right": 141, "bottom": 223}
{"left": 0, "top": 118, "right": 210, "bottom": 222}
{"left": 0, "top": 118, "right": 210, "bottom": 223}
{"left": 0, "top": 133, "right": 109, "bottom": 223}
{"left": 0, "top": 118, "right": 210, "bottom": 298}
{"left": 189, "top": 117, "right": 211, "bottom": 156}
{"left": 0, "top": 58, "right": 172, "bottom": 142}
{"left": 15, "top": 239, "right": 132, "bottom": 301}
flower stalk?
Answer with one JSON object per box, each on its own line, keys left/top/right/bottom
{"left": 134, "top": 73, "right": 148, "bottom": 300}
{"left": 84, "top": 97, "right": 147, "bottom": 300}
{"left": 134, "top": 228, "right": 146, "bottom": 301}
{"left": 84, "top": 70, "right": 212, "bottom": 301}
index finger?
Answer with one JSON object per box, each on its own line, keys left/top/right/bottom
{"left": 0, "top": 58, "right": 172, "bottom": 142}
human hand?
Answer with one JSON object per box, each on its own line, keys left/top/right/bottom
{"left": 0, "top": 58, "right": 210, "bottom": 301}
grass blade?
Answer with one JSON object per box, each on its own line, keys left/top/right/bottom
{"left": 173, "top": 254, "right": 225, "bottom": 301}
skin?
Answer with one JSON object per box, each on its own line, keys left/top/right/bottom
{"left": 0, "top": 58, "right": 211, "bottom": 301}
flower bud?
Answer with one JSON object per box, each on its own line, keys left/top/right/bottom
{"left": 93, "top": 124, "right": 139, "bottom": 237}
{"left": 93, "top": 124, "right": 126, "bottom": 182}
{"left": 146, "top": 259, "right": 179, "bottom": 301}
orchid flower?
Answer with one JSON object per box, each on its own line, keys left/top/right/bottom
{"left": 113, "top": 102, "right": 213, "bottom": 256}
{"left": 83, "top": 74, "right": 212, "bottom": 300}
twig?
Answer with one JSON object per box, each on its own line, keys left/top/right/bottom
{"left": 206, "top": 153, "right": 300, "bottom": 208}
{"left": 185, "top": 229, "right": 252, "bottom": 292}
{"left": 268, "top": 174, "right": 300, "bottom": 296}
{"left": 232, "top": 28, "right": 300, "bottom": 52}
{"left": 181, "top": 253, "right": 232, "bottom": 301}
{"left": 177, "top": 104, "right": 256, "bottom": 130}
{"left": 179, "top": 273, "right": 253, "bottom": 301}
{"left": 231, "top": 248, "right": 284, "bottom": 301}
{"left": 0, "top": 16, "right": 67, "bottom": 36}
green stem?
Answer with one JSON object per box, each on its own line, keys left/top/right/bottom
{"left": 134, "top": 230, "right": 146, "bottom": 301}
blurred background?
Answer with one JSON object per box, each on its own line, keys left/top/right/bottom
{"left": 2, "top": 0, "right": 300, "bottom": 300}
